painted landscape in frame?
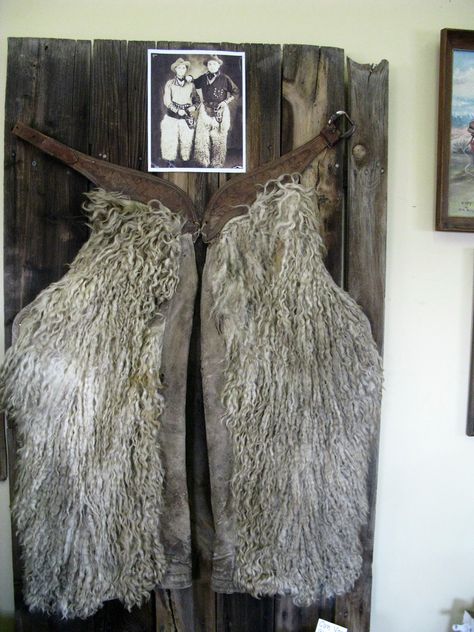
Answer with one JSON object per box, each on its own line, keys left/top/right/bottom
{"left": 436, "top": 29, "right": 474, "bottom": 231}
{"left": 448, "top": 49, "right": 474, "bottom": 218}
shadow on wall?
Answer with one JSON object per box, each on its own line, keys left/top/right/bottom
{"left": 443, "top": 598, "right": 474, "bottom": 631}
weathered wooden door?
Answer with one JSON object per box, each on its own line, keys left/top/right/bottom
{"left": 3, "top": 38, "right": 387, "bottom": 632}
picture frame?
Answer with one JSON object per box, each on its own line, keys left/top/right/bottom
{"left": 147, "top": 48, "right": 246, "bottom": 173}
{"left": 468, "top": 270, "right": 474, "bottom": 436}
{"left": 436, "top": 29, "right": 474, "bottom": 232}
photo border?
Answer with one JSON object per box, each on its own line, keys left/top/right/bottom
{"left": 147, "top": 48, "right": 246, "bottom": 174}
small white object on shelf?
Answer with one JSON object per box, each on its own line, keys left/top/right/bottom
{"left": 315, "top": 619, "right": 348, "bottom": 632}
{"left": 453, "top": 610, "right": 474, "bottom": 632}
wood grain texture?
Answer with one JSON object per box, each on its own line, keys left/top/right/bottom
{"left": 216, "top": 594, "right": 275, "bottom": 632}
{"left": 346, "top": 58, "right": 388, "bottom": 350}
{"left": 274, "top": 595, "right": 336, "bottom": 632}
{"left": 90, "top": 40, "right": 128, "bottom": 165}
{"left": 334, "top": 58, "right": 388, "bottom": 632}
{"left": 155, "top": 590, "right": 189, "bottom": 632}
{"left": 282, "top": 45, "right": 345, "bottom": 285}
{"left": 244, "top": 43, "right": 282, "bottom": 170}
{"left": 128, "top": 40, "right": 156, "bottom": 171}
{"left": 4, "top": 37, "right": 90, "bottom": 348}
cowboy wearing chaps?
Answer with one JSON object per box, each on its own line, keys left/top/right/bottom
{"left": 160, "top": 57, "right": 200, "bottom": 166}
{"left": 193, "top": 55, "right": 240, "bottom": 168}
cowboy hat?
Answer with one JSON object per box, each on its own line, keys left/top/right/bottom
{"left": 206, "top": 55, "right": 223, "bottom": 67}
{"left": 170, "top": 57, "right": 191, "bottom": 73}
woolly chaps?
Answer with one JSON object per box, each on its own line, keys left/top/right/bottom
{"left": 201, "top": 176, "right": 383, "bottom": 606}
{"left": 160, "top": 114, "right": 195, "bottom": 162}
{"left": 2, "top": 177, "right": 383, "bottom": 617}
{"left": 0, "top": 191, "right": 197, "bottom": 619}
{"left": 194, "top": 103, "right": 231, "bottom": 168}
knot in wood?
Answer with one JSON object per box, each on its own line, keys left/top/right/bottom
{"left": 352, "top": 143, "right": 367, "bottom": 162}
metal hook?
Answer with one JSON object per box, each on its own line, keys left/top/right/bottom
{"left": 327, "top": 110, "right": 356, "bottom": 139}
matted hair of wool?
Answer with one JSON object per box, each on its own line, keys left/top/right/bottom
{"left": 0, "top": 190, "right": 183, "bottom": 619}
{"left": 208, "top": 175, "right": 383, "bottom": 606}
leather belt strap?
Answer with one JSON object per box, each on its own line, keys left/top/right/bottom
{"left": 12, "top": 111, "right": 355, "bottom": 243}
{"left": 11, "top": 121, "right": 199, "bottom": 235}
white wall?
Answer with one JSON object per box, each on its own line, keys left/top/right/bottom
{"left": 1, "top": 1, "right": 473, "bottom": 630}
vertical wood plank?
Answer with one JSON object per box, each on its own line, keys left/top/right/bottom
{"left": 4, "top": 37, "right": 91, "bottom": 348}
{"left": 156, "top": 588, "right": 199, "bottom": 632}
{"left": 244, "top": 43, "right": 282, "bottom": 170}
{"left": 274, "top": 595, "right": 336, "bottom": 632}
{"left": 345, "top": 59, "right": 388, "bottom": 350}
{"left": 282, "top": 44, "right": 345, "bottom": 285}
{"left": 334, "top": 58, "right": 388, "bottom": 632}
{"left": 128, "top": 40, "right": 155, "bottom": 171}
{"left": 90, "top": 39, "right": 128, "bottom": 165}
{"left": 4, "top": 38, "right": 92, "bottom": 628}
{"left": 217, "top": 594, "right": 274, "bottom": 632}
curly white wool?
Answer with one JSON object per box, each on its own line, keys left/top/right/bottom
{"left": 209, "top": 175, "right": 383, "bottom": 606}
{"left": 0, "top": 190, "right": 183, "bottom": 619}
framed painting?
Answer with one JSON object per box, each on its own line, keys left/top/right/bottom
{"left": 436, "top": 29, "right": 474, "bottom": 231}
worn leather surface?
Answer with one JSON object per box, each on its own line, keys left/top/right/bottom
{"left": 200, "top": 243, "right": 239, "bottom": 593}
{"left": 156, "top": 233, "right": 198, "bottom": 589}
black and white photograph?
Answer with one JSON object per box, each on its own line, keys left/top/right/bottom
{"left": 147, "top": 49, "right": 246, "bottom": 172}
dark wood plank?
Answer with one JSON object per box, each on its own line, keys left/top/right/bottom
{"left": 244, "top": 43, "right": 282, "bottom": 170}
{"left": 274, "top": 595, "right": 336, "bottom": 632}
{"left": 4, "top": 38, "right": 92, "bottom": 624}
{"left": 128, "top": 40, "right": 155, "bottom": 171}
{"left": 90, "top": 40, "right": 128, "bottom": 165}
{"left": 4, "top": 37, "right": 90, "bottom": 348}
{"left": 334, "top": 58, "right": 388, "bottom": 632}
{"left": 217, "top": 594, "right": 274, "bottom": 632}
{"left": 156, "top": 589, "right": 197, "bottom": 632}
{"left": 282, "top": 44, "right": 345, "bottom": 285}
